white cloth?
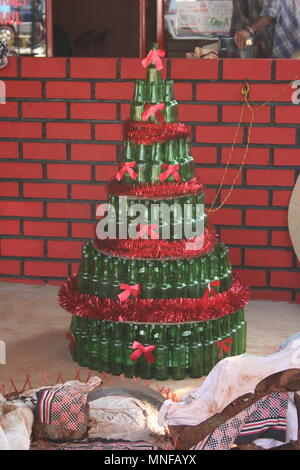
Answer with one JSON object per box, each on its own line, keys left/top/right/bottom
{"left": 159, "top": 337, "right": 300, "bottom": 427}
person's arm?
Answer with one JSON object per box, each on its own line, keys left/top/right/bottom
{"left": 234, "top": 16, "right": 274, "bottom": 50}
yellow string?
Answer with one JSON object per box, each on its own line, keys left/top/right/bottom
{"left": 207, "top": 78, "right": 297, "bottom": 213}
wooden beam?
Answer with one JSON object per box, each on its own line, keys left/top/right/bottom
{"left": 156, "top": 0, "right": 165, "bottom": 51}
{"left": 46, "top": 0, "right": 53, "bottom": 57}
{"left": 139, "top": 0, "right": 146, "bottom": 58}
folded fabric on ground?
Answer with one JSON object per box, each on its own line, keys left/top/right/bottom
{"left": 159, "top": 336, "right": 300, "bottom": 427}
{"left": 191, "top": 392, "right": 288, "bottom": 450}
{"left": 0, "top": 395, "right": 34, "bottom": 451}
{"left": 35, "top": 386, "right": 88, "bottom": 432}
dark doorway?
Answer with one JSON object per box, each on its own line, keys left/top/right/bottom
{"left": 52, "top": 0, "right": 140, "bottom": 57}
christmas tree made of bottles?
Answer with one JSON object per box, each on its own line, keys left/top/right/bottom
{"left": 59, "top": 47, "right": 250, "bottom": 380}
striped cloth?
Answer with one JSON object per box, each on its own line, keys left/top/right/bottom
{"left": 191, "top": 392, "right": 288, "bottom": 450}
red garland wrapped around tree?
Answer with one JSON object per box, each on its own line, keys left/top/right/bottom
{"left": 59, "top": 45, "right": 250, "bottom": 380}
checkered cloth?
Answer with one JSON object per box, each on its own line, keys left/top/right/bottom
{"left": 191, "top": 392, "right": 288, "bottom": 450}
{"left": 35, "top": 386, "right": 88, "bottom": 432}
{"left": 261, "top": 0, "right": 300, "bottom": 58}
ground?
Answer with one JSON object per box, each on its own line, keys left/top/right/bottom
{"left": 0, "top": 282, "right": 299, "bottom": 399}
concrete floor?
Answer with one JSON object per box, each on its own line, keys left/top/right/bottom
{"left": 0, "top": 282, "right": 299, "bottom": 399}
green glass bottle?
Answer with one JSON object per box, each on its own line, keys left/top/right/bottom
{"left": 134, "top": 79, "right": 146, "bottom": 102}
{"left": 187, "top": 259, "right": 201, "bottom": 298}
{"left": 99, "top": 257, "right": 111, "bottom": 298}
{"left": 236, "top": 309, "right": 247, "bottom": 354}
{"left": 153, "top": 325, "right": 169, "bottom": 380}
{"left": 163, "top": 80, "right": 175, "bottom": 102}
{"left": 91, "top": 253, "right": 102, "bottom": 296}
{"left": 160, "top": 262, "right": 172, "bottom": 299}
{"left": 88, "top": 320, "right": 102, "bottom": 371}
{"left": 178, "top": 138, "right": 187, "bottom": 160}
{"left": 208, "top": 251, "right": 220, "bottom": 290}
{"left": 137, "top": 325, "right": 153, "bottom": 380}
{"left": 136, "top": 143, "right": 149, "bottom": 162}
{"left": 137, "top": 162, "right": 149, "bottom": 184}
{"left": 219, "top": 243, "right": 233, "bottom": 291}
{"left": 146, "top": 63, "right": 161, "bottom": 83}
{"left": 143, "top": 262, "right": 157, "bottom": 299}
{"left": 189, "top": 323, "right": 204, "bottom": 378}
{"left": 181, "top": 324, "right": 192, "bottom": 370}
{"left": 164, "top": 139, "right": 178, "bottom": 164}
{"left": 111, "top": 323, "right": 124, "bottom": 376}
{"left": 78, "top": 251, "right": 94, "bottom": 294}
{"left": 69, "top": 315, "right": 81, "bottom": 362}
{"left": 212, "top": 319, "right": 223, "bottom": 363}
{"left": 171, "top": 328, "right": 186, "bottom": 380}
{"left": 203, "top": 321, "right": 216, "bottom": 376}
{"left": 123, "top": 140, "right": 135, "bottom": 162}
{"left": 150, "top": 162, "right": 162, "bottom": 185}
{"left": 99, "top": 322, "right": 111, "bottom": 373}
{"left": 151, "top": 142, "right": 164, "bottom": 162}
{"left": 149, "top": 81, "right": 163, "bottom": 104}
{"left": 78, "top": 317, "right": 90, "bottom": 367}
{"left": 164, "top": 102, "right": 177, "bottom": 123}
{"left": 228, "top": 313, "right": 238, "bottom": 357}
{"left": 124, "top": 323, "right": 138, "bottom": 378}
{"left": 198, "top": 256, "right": 210, "bottom": 297}
{"left": 219, "top": 317, "right": 231, "bottom": 359}
{"left": 174, "top": 261, "right": 187, "bottom": 298}
{"left": 111, "top": 258, "right": 124, "bottom": 298}
{"left": 127, "top": 259, "right": 139, "bottom": 285}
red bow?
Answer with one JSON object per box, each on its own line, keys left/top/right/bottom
{"left": 142, "top": 48, "right": 165, "bottom": 71}
{"left": 115, "top": 161, "right": 138, "bottom": 182}
{"left": 130, "top": 341, "right": 156, "bottom": 363}
{"left": 118, "top": 283, "right": 141, "bottom": 302}
{"left": 137, "top": 223, "right": 159, "bottom": 240}
{"left": 65, "top": 333, "right": 76, "bottom": 352}
{"left": 217, "top": 337, "right": 233, "bottom": 358}
{"left": 203, "top": 280, "right": 221, "bottom": 301}
{"left": 159, "top": 163, "right": 181, "bottom": 183}
{"left": 142, "top": 103, "right": 165, "bottom": 123}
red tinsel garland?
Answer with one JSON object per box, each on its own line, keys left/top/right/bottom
{"left": 58, "top": 275, "right": 250, "bottom": 324}
{"left": 108, "top": 177, "right": 204, "bottom": 198}
{"left": 94, "top": 226, "right": 216, "bottom": 259}
{"left": 127, "top": 121, "right": 190, "bottom": 145}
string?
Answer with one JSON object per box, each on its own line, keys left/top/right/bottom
{"left": 208, "top": 78, "right": 296, "bottom": 213}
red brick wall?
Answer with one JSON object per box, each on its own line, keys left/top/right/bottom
{"left": 0, "top": 57, "right": 299, "bottom": 301}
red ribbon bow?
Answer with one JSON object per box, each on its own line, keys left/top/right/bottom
{"left": 65, "top": 333, "right": 76, "bottom": 352}
{"left": 137, "top": 223, "right": 159, "bottom": 240}
{"left": 142, "top": 103, "right": 165, "bottom": 123}
{"left": 203, "top": 280, "right": 221, "bottom": 301}
{"left": 130, "top": 341, "right": 156, "bottom": 363}
{"left": 159, "top": 163, "right": 181, "bottom": 183}
{"left": 217, "top": 337, "right": 233, "bottom": 358}
{"left": 118, "top": 283, "right": 141, "bottom": 302}
{"left": 115, "top": 161, "right": 138, "bottom": 182}
{"left": 142, "top": 48, "right": 165, "bottom": 71}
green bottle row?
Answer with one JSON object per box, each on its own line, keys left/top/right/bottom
{"left": 122, "top": 138, "right": 191, "bottom": 165}
{"left": 108, "top": 191, "right": 205, "bottom": 218}
{"left": 131, "top": 100, "right": 178, "bottom": 123}
{"left": 69, "top": 309, "right": 247, "bottom": 380}
{"left": 78, "top": 241, "right": 232, "bottom": 299}
{"left": 133, "top": 79, "right": 176, "bottom": 104}
{"left": 117, "top": 157, "right": 194, "bottom": 186}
